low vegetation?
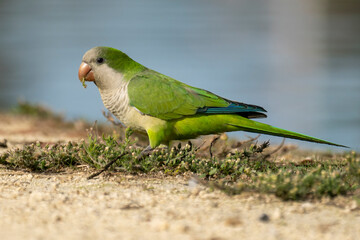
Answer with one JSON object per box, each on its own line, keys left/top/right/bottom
{"left": 1, "top": 124, "right": 359, "bottom": 201}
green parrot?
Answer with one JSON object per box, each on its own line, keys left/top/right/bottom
{"left": 78, "top": 46, "right": 347, "bottom": 152}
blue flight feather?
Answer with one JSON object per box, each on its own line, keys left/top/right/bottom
{"left": 197, "top": 103, "right": 266, "bottom": 114}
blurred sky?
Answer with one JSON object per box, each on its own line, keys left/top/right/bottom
{"left": 0, "top": 0, "right": 359, "bottom": 149}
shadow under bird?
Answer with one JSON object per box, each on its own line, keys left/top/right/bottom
{"left": 78, "top": 46, "right": 347, "bottom": 153}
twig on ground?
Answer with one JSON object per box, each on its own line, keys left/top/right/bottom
{"left": 194, "top": 140, "right": 206, "bottom": 152}
{"left": 102, "top": 110, "right": 123, "bottom": 126}
{"left": 209, "top": 135, "right": 221, "bottom": 158}
{"left": 91, "top": 120, "right": 100, "bottom": 138}
{"left": 87, "top": 152, "right": 128, "bottom": 179}
{"left": 241, "top": 134, "right": 260, "bottom": 145}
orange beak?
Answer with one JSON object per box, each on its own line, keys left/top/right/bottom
{"left": 78, "top": 62, "right": 95, "bottom": 82}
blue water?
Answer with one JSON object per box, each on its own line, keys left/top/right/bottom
{"left": 0, "top": 0, "right": 359, "bottom": 150}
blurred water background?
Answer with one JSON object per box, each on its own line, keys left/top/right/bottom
{"left": 0, "top": 0, "right": 359, "bottom": 150}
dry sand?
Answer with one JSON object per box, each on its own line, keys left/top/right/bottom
{"left": 0, "top": 170, "right": 359, "bottom": 240}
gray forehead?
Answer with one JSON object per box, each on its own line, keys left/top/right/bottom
{"left": 82, "top": 47, "right": 102, "bottom": 62}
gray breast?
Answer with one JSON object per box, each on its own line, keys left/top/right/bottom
{"left": 99, "top": 84, "right": 133, "bottom": 126}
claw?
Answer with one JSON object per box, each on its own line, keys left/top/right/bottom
{"left": 137, "top": 145, "right": 154, "bottom": 159}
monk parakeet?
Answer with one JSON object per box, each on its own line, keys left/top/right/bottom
{"left": 78, "top": 46, "right": 346, "bottom": 150}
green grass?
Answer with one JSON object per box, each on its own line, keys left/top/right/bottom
{"left": 0, "top": 128, "right": 359, "bottom": 200}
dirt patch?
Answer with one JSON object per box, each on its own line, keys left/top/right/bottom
{"left": 0, "top": 170, "right": 359, "bottom": 240}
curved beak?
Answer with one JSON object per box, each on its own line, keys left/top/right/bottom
{"left": 78, "top": 62, "right": 95, "bottom": 82}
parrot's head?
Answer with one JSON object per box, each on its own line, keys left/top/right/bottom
{"left": 78, "top": 46, "right": 143, "bottom": 90}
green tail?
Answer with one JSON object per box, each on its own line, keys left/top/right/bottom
{"left": 227, "top": 118, "right": 347, "bottom": 148}
{"left": 173, "top": 114, "right": 348, "bottom": 148}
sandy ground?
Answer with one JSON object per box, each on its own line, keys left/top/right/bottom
{"left": 0, "top": 170, "right": 359, "bottom": 240}
{"left": 1, "top": 113, "right": 359, "bottom": 240}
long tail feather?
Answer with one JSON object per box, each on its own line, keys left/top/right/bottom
{"left": 228, "top": 118, "right": 348, "bottom": 148}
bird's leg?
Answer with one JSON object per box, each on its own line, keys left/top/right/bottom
{"left": 137, "top": 145, "right": 154, "bottom": 159}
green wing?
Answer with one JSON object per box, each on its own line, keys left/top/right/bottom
{"left": 127, "top": 70, "right": 229, "bottom": 120}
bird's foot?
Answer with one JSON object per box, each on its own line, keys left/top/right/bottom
{"left": 137, "top": 145, "right": 154, "bottom": 159}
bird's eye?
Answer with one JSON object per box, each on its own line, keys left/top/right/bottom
{"left": 96, "top": 57, "right": 104, "bottom": 64}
